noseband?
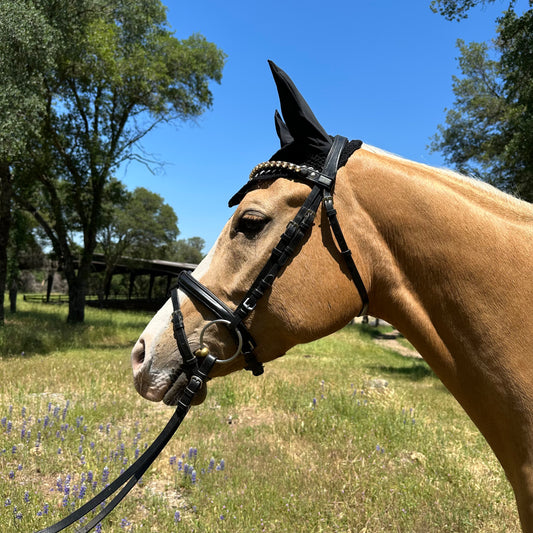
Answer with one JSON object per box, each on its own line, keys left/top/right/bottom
{"left": 171, "top": 135, "right": 369, "bottom": 378}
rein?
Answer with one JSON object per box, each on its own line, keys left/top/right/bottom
{"left": 36, "top": 135, "right": 368, "bottom": 532}
{"left": 35, "top": 355, "right": 215, "bottom": 533}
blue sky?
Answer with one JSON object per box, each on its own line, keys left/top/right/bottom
{"left": 118, "top": 0, "right": 525, "bottom": 252}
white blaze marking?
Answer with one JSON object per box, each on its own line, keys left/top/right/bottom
{"left": 138, "top": 233, "right": 221, "bottom": 357}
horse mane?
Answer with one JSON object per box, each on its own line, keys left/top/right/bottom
{"left": 360, "top": 143, "right": 533, "bottom": 224}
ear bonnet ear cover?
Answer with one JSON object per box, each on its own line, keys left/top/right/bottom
{"left": 228, "top": 61, "right": 362, "bottom": 207}
{"left": 267, "top": 60, "right": 361, "bottom": 170}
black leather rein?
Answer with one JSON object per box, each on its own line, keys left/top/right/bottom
{"left": 36, "top": 135, "right": 369, "bottom": 532}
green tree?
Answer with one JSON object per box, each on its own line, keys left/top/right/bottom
{"left": 0, "top": 0, "right": 57, "bottom": 324}
{"left": 97, "top": 185, "right": 180, "bottom": 295}
{"left": 7, "top": 211, "right": 44, "bottom": 312}
{"left": 8, "top": 0, "right": 225, "bottom": 322}
{"left": 170, "top": 236, "right": 206, "bottom": 264}
{"left": 430, "top": 0, "right": 498, "bottom": 21}
{"left": 431, "top": 2, "right": 533, "bottom": 201}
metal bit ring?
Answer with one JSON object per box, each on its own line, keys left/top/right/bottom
{"left": 198, "top": 319, "right": 243, "bottom": 364}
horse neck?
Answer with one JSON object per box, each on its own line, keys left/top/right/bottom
{"left": 340, "top": 148, "right": 533, "bottom": 381}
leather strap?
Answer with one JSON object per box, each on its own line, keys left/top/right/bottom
{"left": 35, "top": 355, "right": 216, "bottom": 533}
{"left": 323, "top": 195, "right": 369, "bottom": 316}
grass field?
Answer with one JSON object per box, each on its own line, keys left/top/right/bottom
{"left": 0, "top": 299, "right": 520, "bottom": 532}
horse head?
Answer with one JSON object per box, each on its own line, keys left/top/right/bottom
{"left": 131, "top": 61, "right": 370, "bottom": 406}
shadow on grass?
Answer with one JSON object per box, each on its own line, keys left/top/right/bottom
{"left": 368, "top": 361, "right": 436, "bottom": 381}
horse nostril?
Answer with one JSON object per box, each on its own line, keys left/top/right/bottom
{"left": 131, "top": 339, "right": 146, "bottom": 374}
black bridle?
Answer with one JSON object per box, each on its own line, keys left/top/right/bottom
{"left": 171, "top": 135, "right": 369, "bottom": 379}
{"left": 36, "top": 135, "right": 368, "bottom": 533}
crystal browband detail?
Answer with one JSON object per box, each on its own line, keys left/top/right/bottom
{"left": 248, "top": 160, "right": 335, "bottom": 189}
{"left": 249, "top": 161, "right": 314, "bottom": 180}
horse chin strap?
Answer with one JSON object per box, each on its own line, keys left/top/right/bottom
{"left": 170, "top": 135, "right": 369, "bottom": 379}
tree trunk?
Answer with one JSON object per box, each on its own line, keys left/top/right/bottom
{"left": 67, "top": 276, "right": 86, "bottom": 323}
{"left": 0, "top": 163, "right": 13, "bottom": 325}
{"left": 9, "top": 280, "right": 17, "bottom": 313}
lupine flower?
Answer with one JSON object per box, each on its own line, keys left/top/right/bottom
{"left": 24, "top": 492, "right": 30, "bottom": 503}
{"left": 191, "top": 469, "right": 197, "bottom": 484}
{"left": 102, "top": 466, "right": 110, "bottom": 484}
{"left": 9, "top": 470, "right": 15, "bottom": 479}
{"left": 174, "top": 511, "right": 181, "bottom": 522}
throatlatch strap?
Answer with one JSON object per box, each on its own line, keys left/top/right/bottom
{"left": 323, "top": 195, "right": 369, "bottom": 316}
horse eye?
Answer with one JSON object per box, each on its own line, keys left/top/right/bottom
{"left": 236, "top": 211, "right": 270, "bottom": 238}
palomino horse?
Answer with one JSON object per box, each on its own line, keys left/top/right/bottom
{"left": 132, "top": 62, "right": 533, "bottom": 530}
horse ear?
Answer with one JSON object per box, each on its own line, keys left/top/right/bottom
{"left": 268, "top": 60, "right": 330, "bottom": 148}
{"left": 274, "top": 110, "right": 294, "bottom": 147}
